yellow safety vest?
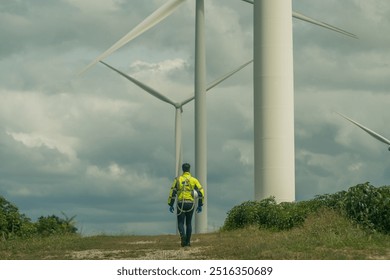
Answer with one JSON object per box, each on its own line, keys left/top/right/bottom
{"left": 167, "top": 172, "right": 205, "bottom": 206}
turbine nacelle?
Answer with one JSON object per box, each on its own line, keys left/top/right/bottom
{"left": 174, "top": 104, "right": 183, "bottom": 112}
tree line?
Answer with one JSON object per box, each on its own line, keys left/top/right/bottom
{"left": 0, "top": 195, "right": 77, "bottom": 240}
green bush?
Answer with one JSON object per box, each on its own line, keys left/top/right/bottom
{"left": 0, "top": 195, "right": 36, "bottom": 240}
{"left": 1, "top": 195, "right": 78, "bottom": 240}
{"left": 222, "top": 183, "right": 390, "bottom": 234}
{"left": 222, "top": 201, "right": 260, "bottom": 230}
{"left": 222, "top": 197, "right": 306, "bottom": 231}
{"left": 36, "top": 213, "right": 77, "bottom": 236}
{"left": 312, "top": 191, "right": 348, "bottom": 210}
{"left": 343, "top": 183, "right": 390, "bottom": 234}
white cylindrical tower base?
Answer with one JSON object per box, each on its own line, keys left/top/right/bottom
{"left": 253, "top": 0, "right": 295, "bottom": 202}
{"left": 194, "top": 0, "right": 207, "bottom": 233}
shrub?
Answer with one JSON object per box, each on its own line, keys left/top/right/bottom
{"left": 1, "top": 195, "right": 78, "bottom": 240}
{"left": 343, "top": 183, "right": 390, "bottom": 234}
{"left": 311, "top": 191, "right": 347, "bottom": 210}
{"left": 36, "top": 213, "right": 78, "bottom": 236}
{"left": 222, "top": 201, "right": 261, "bottom": 230}
{"left": 222, "top": 197, "right": 306, "bottom": 231}
{"left": 222, "top": 183, "right": 390, "bottom": 234}
{"left": 0, "top": 195, "right": 36, "bottom": 240}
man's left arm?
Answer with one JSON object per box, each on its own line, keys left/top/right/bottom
{"left": 194, "top": 179, "right": 204, "bottom": 206}
{"left": 168, "top": 178, "right": 178, "bottom": 207}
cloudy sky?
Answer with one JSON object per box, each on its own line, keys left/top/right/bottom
{"left": 1, "top": 0, "right": 390, "bottom": 236}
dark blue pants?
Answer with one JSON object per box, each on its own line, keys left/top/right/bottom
{"left": 177, "top": 202, "right": 194, "bottom": 245}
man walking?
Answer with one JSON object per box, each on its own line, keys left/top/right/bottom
{"left": 168, "top": 163, "right": 205, "bottom": 247}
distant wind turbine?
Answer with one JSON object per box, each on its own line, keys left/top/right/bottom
{"left": 100, "top": 60, "right": 253, "bottom": 176}
{"left": 336, "top": 112, "right": 390, "bottom": 151}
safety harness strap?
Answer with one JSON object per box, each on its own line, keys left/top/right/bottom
{"left": 175, "top": 175, "right": 195, "bottom": 215}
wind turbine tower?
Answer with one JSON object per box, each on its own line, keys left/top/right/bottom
{"left": 252, "top": 0, "right": 356, "bottom": 202}
{"left": 194, "top": 0, "right": 207, "bottom": 233}
{"left": 253, "top": 0, "right": 295, "bottom": 202}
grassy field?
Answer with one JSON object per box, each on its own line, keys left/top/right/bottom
{"left": 1, "top": 209, "right": 389, "bottom": 260}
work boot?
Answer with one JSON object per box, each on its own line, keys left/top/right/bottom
{"left": 180, "top": 235, "right": 186, "bottom": 247}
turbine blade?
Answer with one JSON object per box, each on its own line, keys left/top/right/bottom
{"left": 336, "top": 112, "right": 390, "bottom": 146}
{"left": 206, "top": 60, "right": 253, "bottom": 91}
{"left": 181, "top": 60, "right": 253, "bottom": 106}
{"left": 240, "top": 0, "right": 357, "bottom": 39}
{"left": 79, "top": 0, "right": 186, "bottom": 75}
{"left": 100, "top": 61, "right": 176, "bottom": 106}
{"left": 293, "top": 11, "right": 358, "bottom": 39}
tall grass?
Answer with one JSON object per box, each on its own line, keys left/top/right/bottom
{"left": 1, "top": 183, "right": 389, "bottom": 259}
{"left": 202, "top": 209, "right": 390, "bottom": 259}
{"left": 1, "top": 209, "right": 389, "bottom": 260}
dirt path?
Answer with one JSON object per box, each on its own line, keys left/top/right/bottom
{"left": 67, "top": 239, "right": 207, "bottom": 260}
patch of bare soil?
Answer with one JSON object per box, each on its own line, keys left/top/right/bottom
{"left": 67, "top": 238, "right": 207, "bottom": 260}
{"left": 68, "top": 247, "right": 205, "bottom": 260}
{"left": 134, "top": 246, "right": 205, "bottom": 260}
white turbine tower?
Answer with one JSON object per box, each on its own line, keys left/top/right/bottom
{"left": 99, "top": 60, "right": 253, "bottom": 177}
{"left": 248, "top": 0, "right": 356, "bottom": 202}
{"left": 80, "top": 0, "right": 356, "bottom": 231}
{"left": 252, "top": 0, "right": 295, "bottom": 202}
{"left": 337, "top": 112, "right": 390, "bottom": 151}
